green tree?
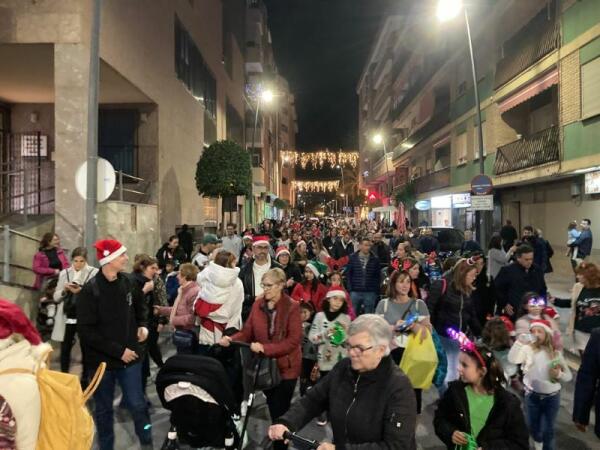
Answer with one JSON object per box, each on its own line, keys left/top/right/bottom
{"left": 195, "top": 140, "right": 251, "bottom": 228}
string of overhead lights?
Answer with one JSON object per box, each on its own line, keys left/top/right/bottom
{"left": 292, "top": 180, "right": 340, "bottom": 192}
{"left": 281, "top": 150, "right": 359, "bottom": 169}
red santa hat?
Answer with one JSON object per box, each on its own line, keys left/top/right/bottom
{"left": 0, "top": 299, "right": 42, "bottom": 345}
{"left": 326, "top": 285, "right": 346, "bottom": 299}
{"left": 275, "top": 246, "right": 290, "bottom": 259}
{"left": 529, "top": 319, "right": 553, "bottom": 335}
{"left": 252, "top": 235, "right": 270, "bottom": 246}
{"left": 95, "top": 239, "right": 127, "bottom": 266}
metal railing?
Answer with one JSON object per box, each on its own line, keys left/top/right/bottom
{"left": 115, "top": 170, "right": 147, "bottom": 201}
{"left": 414, "top": 167, "right": 451, "bottom": 194}
{"left": 494, "top": 126, "right": 559, "bottom": 176}
{"left": 0, "top": 224, "right": 39, "bottom": 284}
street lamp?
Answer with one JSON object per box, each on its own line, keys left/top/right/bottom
{"left": 250, "top": 87, "right": 274, "bottom": 225}
{"left": 371, "top": 133, "right": 392, "bottom": 198}
{"left": 438, "top": 0, "right": 487, "bottom": 246}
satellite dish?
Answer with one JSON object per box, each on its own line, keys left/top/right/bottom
{"left": 75, "top": 158, "right": 116, "bottom": 202}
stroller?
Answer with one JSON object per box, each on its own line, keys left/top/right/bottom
{"left": 156, "top": 354, "right": 240, "bottom": 449}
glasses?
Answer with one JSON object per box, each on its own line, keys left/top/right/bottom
{"left": 260, "top": 282, "right": 278, "bottom": 290}
{"left": 342, "top": 343, "right": 374, "bottom": 354}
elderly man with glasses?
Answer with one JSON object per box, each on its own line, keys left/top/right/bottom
{"left": 268, "top": 314, "right": 417, "bottom": 450}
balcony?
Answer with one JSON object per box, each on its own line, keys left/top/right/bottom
{"left": 245, "top": 45, "right": 264, "bottom": 73}
{"left": 494, "top": 8, "right": 559, "bottom": 89}
{"left": 372, "top": 48, "right": 392, "bottom": 90}
{"left": 494, "top": 126, "right": 559, "bottom": 176}
{"left": 392, "top": 103, "right": 450, "bottom": 159}
{"left": 372, "top": 82, "right": 392, "bottom": 120}
{"left": 414, "top": 167, "right": 451, "bottom": 194}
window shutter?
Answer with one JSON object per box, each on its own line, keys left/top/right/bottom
{"left": 582, "top": 57, "right": 600, "bottom": 119}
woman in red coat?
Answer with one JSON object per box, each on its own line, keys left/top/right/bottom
{"left": 220, "top": 267, "right": 302, "bottom": 450}
{"left": 32, "top": 232, "right": 69, "bottom": 290}
{"left": 290, "top": 262, "right": 328, "bottom": 312}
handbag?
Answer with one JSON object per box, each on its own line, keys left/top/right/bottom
{"left": 399, "top": 330, "right": 438, "bottom": 390}
{"left": 241, "top": 349, "right": 281, "bottom": 391}
{"left": 172, "top": 329, "right": 197, "bottom": 351}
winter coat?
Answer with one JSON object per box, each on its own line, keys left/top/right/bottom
{"left": 281, "top": 262, "right": 303, "bottom": 285}
{"left": 0, "top": 339, "right": 53, "bottom": 450}
{"left": 434, "top": 381, "right": 529, "bottom": 449}
{"left": 570, "top": 229, "right": 593, "bottom": 259}
{"left": 77, "top": 270, "right": 148, "bottom": 370}
{"left": 130, "top": 272, "right": 168, "bottom": 327}
{"left": 156, "top": 280, "right": 200, "bottom": 330}
{"left": 195, "top": 262, "right": 244, "bottom": 345}
{"left": 277, "top": 356, "right": 417, "bottom": 450}
{"left": 573, "top": 327, "right": 600, "bottom": 438}
{"left": 494, "top": 262, "right": 547, "bottom": 314}
{"left": 428, "top": 279, "right": 482, "bottom": 338}
{"left": 372, "top": 241, "right": 391, "bottom": 268}
{"left": 155, "top": 243, "right": 187, "bottom": 269}
{"left": 291, "top": 281, "right": 328, "bottom": 312}
{"left": 239, "top": 258, "right": 282, "bottom": 320}
{"left": 32, "top": 247, "right": 69, "bottom": 290}
{"left": 331, "top": 239, "right": 355, "bottom": 260}
{"left": 51, "top": 265, "right": 98, "bottom": 342}
{"left": 231, "top": 294, "right": 302, "bottom": 380}
{"left": 164, "top": 271, "right": 180, "bottom": 305}
{"left": 345, "top": 252, "right": 381, "bottom": 293}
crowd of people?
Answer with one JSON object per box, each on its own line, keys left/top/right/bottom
{"left": 1, "top": 217, "right": 599, "bottom": 450}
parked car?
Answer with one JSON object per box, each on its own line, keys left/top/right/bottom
{"left": 417, "top": 227, "right": 465, "bottom": 253}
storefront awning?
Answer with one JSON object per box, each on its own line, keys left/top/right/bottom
{"left": 498, "top": 69, "right": 558, "bottom": 113}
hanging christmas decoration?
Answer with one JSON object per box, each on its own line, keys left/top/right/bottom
{"left": 281, "top": 150, "right": 359, "bottom": 169}
{"left": 292, "top": 180, "right": 340, "bottom": 192}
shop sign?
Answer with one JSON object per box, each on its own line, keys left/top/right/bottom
{"left": 452, "top": 193, "right": 471, "bottom": 208}
{"left": 415, "top": 200, "right": 431, "bottom": 211}
{"left": 431, "top": 195, "right": 452, "bottom": 209}
{"left": 470, "top": 195, "right": 494, "bottom": 211}
{"left": 585, "top": 171, "right": 600, "bottom": 194}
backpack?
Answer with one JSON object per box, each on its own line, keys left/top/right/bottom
{"left": 0, "top": 348, "right": 106, "bottom": 450}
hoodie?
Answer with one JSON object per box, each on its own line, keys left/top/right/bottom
{"left": 195, "top": 262, "right": 244, "bottom": 345}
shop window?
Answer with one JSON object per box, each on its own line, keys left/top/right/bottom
{"left": 582, "top": 57, "right": 600, "bottom": 119}
{"left": 456, "top": 132, "right": 468, "bottom": 165}
{"left": 203, "top": 197, "right": 218, "bottom": 221}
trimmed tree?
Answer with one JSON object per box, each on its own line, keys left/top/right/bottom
{"left": 195, "top": 140, "right": 252, "bottom": 229}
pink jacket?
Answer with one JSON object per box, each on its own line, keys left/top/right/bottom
{"left": 32, "top": 248, "right": 69, "bottom": 290}
{"left": 157, "top": 281, "right": 200, "bottom": 330}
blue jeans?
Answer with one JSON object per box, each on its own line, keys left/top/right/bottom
{"left": 350, "top": 291, "right": 378, "bottom": 315}
{"left": 438, "top": 336, "right": 460, "bottom": 395}
{"left": 94, "top": 362, "right": 152, "bottom": 450}
{"left": 525, "top": 391, "right": 561, "bottom": 449}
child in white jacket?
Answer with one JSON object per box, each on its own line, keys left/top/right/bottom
{"left": 508, "top": 319, "right": 571, "bottom": 450}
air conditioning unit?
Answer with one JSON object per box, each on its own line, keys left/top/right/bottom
{"left": 571, "top": 181, "right": 582, "bottom": 197}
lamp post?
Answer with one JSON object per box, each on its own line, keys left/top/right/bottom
{"left": 336, "top": 163, "right": 348, "bottom": 216}
{"left": 438, "top": 0, "right": 487, "bottom": 246}
{"left": 372, "top": 133, "right": 392, "bottom": 199}
{"left": 250, "top": 88, "right": 273, "bottom": 226}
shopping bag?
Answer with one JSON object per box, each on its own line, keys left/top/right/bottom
{"left": 399, "top": 330, "right": 438, "bottom": 390}
{"left": 431, "top": 329, "right": 447, "bottom": 389}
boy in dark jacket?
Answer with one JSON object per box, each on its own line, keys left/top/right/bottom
{"left": 345, "top": 238, "right": 381, "bottom": 315}
{"left": 77, "top": 239, "right": 152, "bottom": 450}
{"left": 573, "top": 327, "right": 600, "bottom": 438}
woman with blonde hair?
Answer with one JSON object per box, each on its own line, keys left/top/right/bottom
{"left": 565, "top": 261, "right": 600, "bottom": 353}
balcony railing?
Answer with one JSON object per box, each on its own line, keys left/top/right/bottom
{"left": 414, "top": 167, "right": 451, "bottom": 194}
{"left": 392, "top": 104, "right": 450, "bottom": 159}
{"left": 494, "top": 126, "right": 559, "bottom": 176}
{"left": 494, "top": 8, "right": 559, "bottom": 88}
{"left": 372, "top": 48, "right": 392, "bottom": 90}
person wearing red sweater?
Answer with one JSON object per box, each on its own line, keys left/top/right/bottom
{"left": 220, "top": 268, "right": 302, "bottom": 450}
{"left": 291, "top": 262, "right": 327, "bottom": 312}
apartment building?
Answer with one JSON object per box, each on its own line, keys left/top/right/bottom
{"left": 358, "top": 0, "right": 600, "bottom": 250}
{"left": 244, "top": 0, "right": 297, "bottom": 223}
{"left": 0, "top": 0, "right": 249, "bottom": 260}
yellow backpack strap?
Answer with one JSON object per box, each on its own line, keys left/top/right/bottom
{"left": 33, "top": 347, "right": 53, "bottom": 373}
{"left": 82, "top": 362, "right": 106, "bottom": 403}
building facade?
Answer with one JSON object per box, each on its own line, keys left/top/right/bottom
{"left": 358, "top": 0, "right": 600, "bottom": 252}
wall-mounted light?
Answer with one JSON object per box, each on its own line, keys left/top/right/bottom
{"left": 30, "top": 112, "right": 39, "bottom": 123}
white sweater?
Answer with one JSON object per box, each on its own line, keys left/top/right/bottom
{"left": 508, "top": 341, "right": 572, "bottom": 394}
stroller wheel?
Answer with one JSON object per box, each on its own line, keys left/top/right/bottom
{"left": 161, "top": 430, "right": 180, "bottom": 450}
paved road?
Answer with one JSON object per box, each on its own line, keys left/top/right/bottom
{"left": 56, "top": 269, "right": 597, "bottom": 449}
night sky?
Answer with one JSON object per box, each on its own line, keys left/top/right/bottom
{"left": 264, "top": 0, "right": 400, "bottom": 152}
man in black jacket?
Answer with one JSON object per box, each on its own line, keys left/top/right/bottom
{"left": 239, "top": 235, "right": 282, "bottom": 321}
{"left": 494, "top": 244, "right": 547, "bottom": 319}
{"left": 500, "top": 219, "right": 518, "bottom": 252}
{"left": 372, "top": 232, "right": 391, "bottom": 270}
{"left": 77, "top": 239, "right": 152, "bottom": 450}
{"left": 155, "top": 235, "right": 187, "bottom": 269}
{"left": 331, "top": 231, "right": 355, "bottom": 260}
{"left": 268, "top": 315, "right": 417, "bottom": 449}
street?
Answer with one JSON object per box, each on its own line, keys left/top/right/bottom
{"left": 77, "top": 269, "right": 597, "bottom": 450}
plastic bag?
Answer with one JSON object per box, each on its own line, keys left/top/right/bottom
{"left": 399, "top": 330, "right": 438, "bottom": 390}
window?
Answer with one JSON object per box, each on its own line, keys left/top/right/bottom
{"left": 456, "top": 132, "right": 468, "bottom": 164}
{"left": 251, "top": 148, "right": 262, "bottom": 167}
{"left": 203, "top": 197, "right": 218, "bottom": 221}
{"left": 582, "top": 57, "right": 600, "bottom": 119}
{"left": 174, "top": 17, "right": 217, "bottom": 119}
{"left": 473, "top": 121, "right": 488, "bottom": 159}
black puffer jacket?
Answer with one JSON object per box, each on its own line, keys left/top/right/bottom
{"left": 428, "top": 277, "right": 482, "bottom": 338}
{"left": 434, "top": 381, "right": 529, "bottom": 449}
{"left": 239, "top": 258, "right": 282, "bottom": 321}
{"left": 277, "top": 356, "right": 417, "bottom": 450}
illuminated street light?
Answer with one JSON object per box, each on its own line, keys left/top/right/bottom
{"left": 437, "top": 0, "right": 462, "bottom": 22}
{"left": 260, "top": 88, "right": 274, "bottom": 103}
{"left": 372, "top": 133, "right": 383, "bottom": 145}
